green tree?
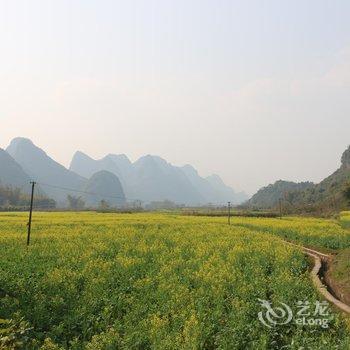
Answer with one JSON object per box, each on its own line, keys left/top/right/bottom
{"left": 99, "top": 199, "right": 110, "bottom": 210}
{"left": 67, "top": 195, "right": 85, "bottom": 209}
{"left": 343, "top": 183, "right": 350, "bottom": 206}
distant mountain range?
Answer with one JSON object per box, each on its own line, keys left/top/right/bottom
{"left": 0, "top": 137, "right": 246, "bottom": 207}
{"left": 70, "top": 151, "right": 247, "bottom": 205}
{"left": 247, "top": 145, "right": 350, "bottom": 210}
{"left": 6, "top": 138, "right": 87, "bottom": 202}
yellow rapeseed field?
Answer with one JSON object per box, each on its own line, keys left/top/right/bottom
{"left": 1, "top": 212, "right": 350, "bottom": 349}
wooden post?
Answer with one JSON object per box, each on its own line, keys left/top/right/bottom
{"left": 27, "top": 181, "right": 36, "bottom": 246}
{"left": 279, "top": 198, "right": 282, "bottom": 219}
{"left": 228, "top": 201, "right": 231, "bottom": 225}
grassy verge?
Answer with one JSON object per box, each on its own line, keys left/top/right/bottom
{"left": 340, "top": 211, "right": 350, "bottom": 230}
{"left": 326, "top": 248, "right": 350, "bottom": 305}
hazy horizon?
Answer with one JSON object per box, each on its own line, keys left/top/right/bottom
{"left": 2, "top": 1, "right": 350, "bottom": 195}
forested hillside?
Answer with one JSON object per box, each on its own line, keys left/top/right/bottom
{"left": 247, "top": 145, "right": 350, "bottom": 213}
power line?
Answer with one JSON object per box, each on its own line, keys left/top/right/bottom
{"left": 37, "top": 182, "right": 142, "bottom": 202}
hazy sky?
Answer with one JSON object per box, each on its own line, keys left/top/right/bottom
{"left": 1, "top": 0, "right": 350, "bottom": 195}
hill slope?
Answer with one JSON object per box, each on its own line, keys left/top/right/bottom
{"left": 248, "top": 145, "right": 350, "bottom": 210}
{"left": 206, "top": 174, "right": 248, "bottom": 204}
{"left": 292, "top": 145, "right": 350, "bottom": 208}
{"left": 131, "top": 155, "right": 204, "bottom": 205}
{"left": 248, "top": 180, "right": 314, "bottom": 209}
{"left": 70, "top": 151, "right": 134, "bottom": 197}
{"left": 83, "top": 170, "right": 126, "bottom": 207}
{"left": 0, "top": 148, "right": 31, "bottom": 191}
{"left": 6, "top": 138, "right": 87, "bottom": 203}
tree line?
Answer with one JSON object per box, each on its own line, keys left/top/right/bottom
{"left": 0, "top": 185, "right": 56, "bottom": 210}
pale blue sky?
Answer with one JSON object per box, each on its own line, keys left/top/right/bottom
{"left": 1, "top": 0, "right": 350, "bottom": 194}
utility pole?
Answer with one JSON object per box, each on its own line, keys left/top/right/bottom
{"left": 228, "top": 201, "right": 231, "bottom": 225}
{"left": 279, "top": 198, "right": 282, "bottom": 219}
{"left": 27, "top": 181, "right": 36, "bottom": 246}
